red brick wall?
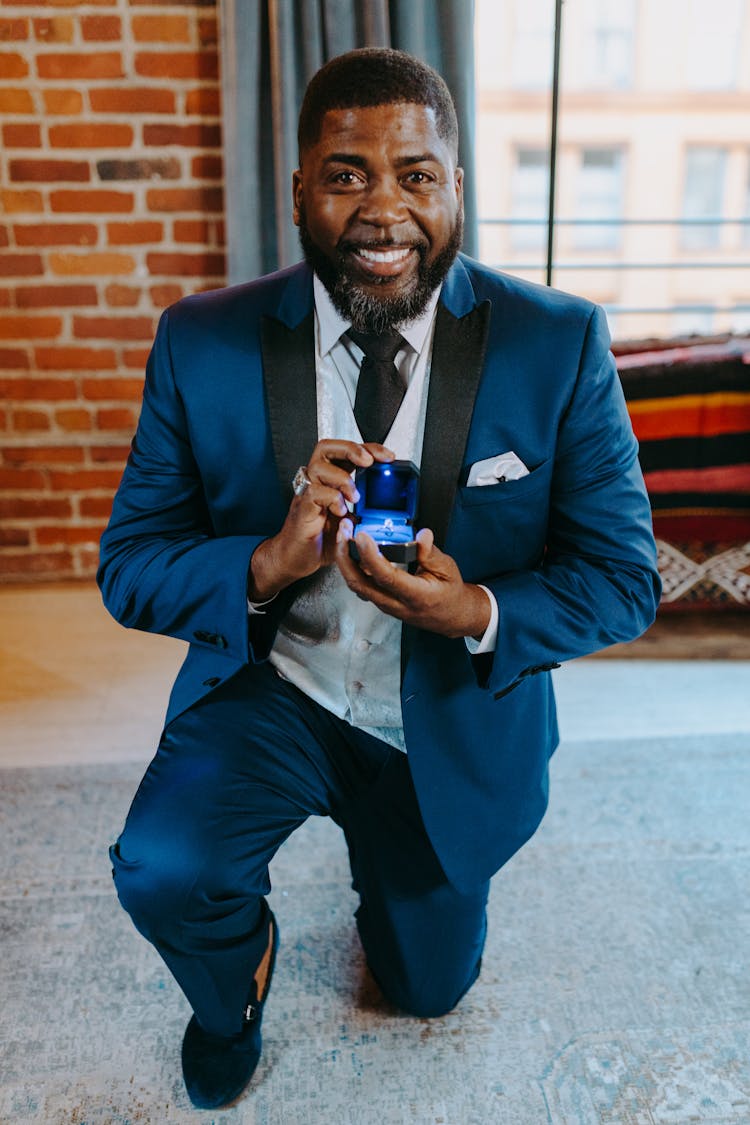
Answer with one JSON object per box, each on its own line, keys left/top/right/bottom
{"left": 0, "top": 1, "right": 225, "bottom": 581}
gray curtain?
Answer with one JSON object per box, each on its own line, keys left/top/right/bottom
{"left": 220, "top": 0, "right": 477, "bottom": 284}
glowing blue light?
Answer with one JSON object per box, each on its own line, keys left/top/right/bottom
{"left": 383, "top": 469, "right": 391, "bottom": 476}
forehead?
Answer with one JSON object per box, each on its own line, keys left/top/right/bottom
{"left": 308, "top": 102, "right": 454, "bottom": 165}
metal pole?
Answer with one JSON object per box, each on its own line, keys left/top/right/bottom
{"left": 546, "top": 0, "right": 564, "bottom": 287}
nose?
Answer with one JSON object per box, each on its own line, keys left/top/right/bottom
{"left": 357, "top": 175, "right": 407, "bottom": 228}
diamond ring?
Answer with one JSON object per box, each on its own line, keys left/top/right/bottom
{"left": 292, "top": 466, "right": 311, "bottom": 496}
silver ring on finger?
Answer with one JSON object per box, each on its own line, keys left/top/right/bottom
{"left": 292, "top": 465, "right": 312, "bottom": 497}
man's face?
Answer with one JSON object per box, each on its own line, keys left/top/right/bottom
{"left": 293, "top": 102, "right": 464, "bottom": 333}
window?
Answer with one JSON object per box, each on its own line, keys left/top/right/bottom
{"left": 474, "top": 0, "right": 750, "bottom": 344}
{"left": 681, "top": 147, "right": 727, "bottom": 250}
{"left": 579, "top": 0, "right": 635, "bottom": 89}
{"left": 574, "top": 148, "right": 625, "bottom": 250}
{"left": 672, "top": 307, "right": 715, "bottom": 337}
{"left": 511, "top": 0, "right": 554, "bottom": 90}
{"left": 686, "top": 0, "right": 743, "bottom": 89}
{"left": 729, "top": 305, "right": 750, "bottom": 333}
{"left": 510, "top": 147, "right": 549, "bottom": 249}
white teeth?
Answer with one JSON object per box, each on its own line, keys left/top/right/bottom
{"left": 357, "top": 247, "right": 411, "bottom": 264}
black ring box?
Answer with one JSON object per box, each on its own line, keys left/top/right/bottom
{"left": 349, "top": 459, "right": 419, "bottom": 564}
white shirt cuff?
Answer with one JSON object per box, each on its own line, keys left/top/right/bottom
{"left": 464, "top": 585, "right": 498, "bottom": 655}
{"left": 247, "top": 594, "right": 278, "bottom": 615}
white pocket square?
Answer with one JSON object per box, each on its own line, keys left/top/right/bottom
{"left": 467, "top": 451, "right": 530, "bottom": 486}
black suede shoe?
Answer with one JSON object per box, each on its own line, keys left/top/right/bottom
{"left": 181, "top": 912, "right": 279, "bottom": 1110}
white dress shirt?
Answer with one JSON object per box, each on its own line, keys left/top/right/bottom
{"left": 260, "top": 275, "right": 497, "bottom": 751}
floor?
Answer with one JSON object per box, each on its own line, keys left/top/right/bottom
{"left": 1, "top": 584, "right": 749, "bottom": 1124}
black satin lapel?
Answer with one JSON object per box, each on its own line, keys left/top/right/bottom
{"left": 418, "top": 299, "right": 491, "bottom": 548}
{"left": 260, "top": 313, "right": 317, "bottom": 505}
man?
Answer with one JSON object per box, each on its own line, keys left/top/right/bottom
{"left": 98, "top": 48, "right": 660, "bottom": 1110}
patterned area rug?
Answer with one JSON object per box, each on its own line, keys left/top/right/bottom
{"left": 1, "top": 735, "right": 749, "bottom": 1124}
{"left": 618, "top": 340, "right": 750, "bottom": 612}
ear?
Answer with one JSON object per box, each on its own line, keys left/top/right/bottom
{"left": 454, "top": 166, "right": 464, "bottom": 211}
{"left": 292, "top": 169, "right": 303, "bottom": 227}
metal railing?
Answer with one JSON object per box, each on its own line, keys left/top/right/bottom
{"left": 479, "top": 217, "right": 750, "bottom": 292}
{"left": 478, "top": 217, "right": 750, "bottom": 334}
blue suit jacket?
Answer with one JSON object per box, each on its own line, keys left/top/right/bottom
{"left": 98, "top": 255, "right": 660, "bottom": 892}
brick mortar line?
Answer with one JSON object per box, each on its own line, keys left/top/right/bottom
{"left": 0, "top": 114, "right": 223, "bottom": 123}
{"left": 1, "top": 432, "right": 134, "bottom": 441}
{"left": 6, "top": 137, "right": 222, "bottom": 148}
{"left": 0, "top": 94, "right": 222, "bottom": 121}
{"left": 3, "top": 518, "right": 112, "bottom": 526}
{"left": 31, "top": 227, "right": 221, "bottom": 250}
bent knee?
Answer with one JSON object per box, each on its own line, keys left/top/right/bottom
{"left": 376, "top": 954, "right": 483, "bottom": 1019}
{"left": 381, "top": 970, "right": 481, "bottom": 1019}
{"left": 109, "top": 837, "right": 197, "bottom": 936}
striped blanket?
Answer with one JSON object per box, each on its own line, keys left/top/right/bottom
{"left": 618, "top": 340, "right": 750, "bottom": 610}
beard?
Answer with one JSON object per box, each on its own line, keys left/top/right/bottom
{"left": 298, "top": 207, "right": 463, "bottom": 334}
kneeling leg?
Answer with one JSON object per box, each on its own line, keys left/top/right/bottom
{"left": 110, "top": 668, "right": 330, "bottom": 1036}
{"left": 341, "top": 745, "right": 489, "bottom": 1018}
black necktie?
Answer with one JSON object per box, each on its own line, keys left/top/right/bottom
{"left": 348, "top": 328, "right": 407, "bottom": 444}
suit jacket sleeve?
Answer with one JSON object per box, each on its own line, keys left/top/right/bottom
{"left": 97, "top": 307, "right": 284, "bottom": 664}
{"left": 479, "top": 304, "right": 661, "bottom": 698}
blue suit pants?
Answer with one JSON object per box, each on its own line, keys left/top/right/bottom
{"left": 110, "top": 662, "right": 489, "bottom": 1036}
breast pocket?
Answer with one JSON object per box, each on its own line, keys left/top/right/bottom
{"left": 449, "top": 457, "right": 553, "bottom": 581}
{"left": 458, "top": 457, "right": 553, "bottom": 507}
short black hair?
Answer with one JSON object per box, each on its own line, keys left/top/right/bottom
{"left": 297, "top": 48, "right": 459, "bottom": 162}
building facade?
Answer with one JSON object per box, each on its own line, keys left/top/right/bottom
{"left": 476, "top": 0, "right": 750, "bottom": 342}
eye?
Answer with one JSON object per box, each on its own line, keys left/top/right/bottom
{"left": 329, "top": 170, "right": 362, "bottom": 186}
{"left": 402, "top": 170, "right": 435, "bottom": 186}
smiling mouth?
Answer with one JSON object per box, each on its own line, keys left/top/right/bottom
{"left": 357, "top": 246, "right": 412, "bottom": 264}
{"left": 347, "top": 244, "right": 418, "bottom": 279}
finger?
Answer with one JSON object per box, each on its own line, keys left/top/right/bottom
{"left": 335, "top": 526, "right": 373, "bottom": 578}
{"left": 415, "top": 527, "right": 439, "bottom": 572}
{"left": 308, "top": 441, "right": 376, "bottom": 502}
{"left": 308, "top": 464, "right": 360, "bottom": 505}
{"left": 416, "top": 526, "right": 435, "bottom": 557}
{"left": 351, "top": 532, "right": 391, "bottom": 578}
{"left": 335, "top": 524, "right": 374, "bottom": 591}
{"left": 414, "top": 527, "right": 452, "bottom": 578}
{"left": 311, "top": 440, "right": 375, "bottom": 472}
{"left": 335, "top": 520, "right": 371, "bottom": 578}
{"left": 321, "top": 511, "right": 345, "bottom": 565}
{"left": 298, "top": 482, "right": 350, "bottom": 519}
{"left": 361, "top": 443, "right": 396, "bottom": 463}
{"left": 337, "top": 526, "right": 398, "bottom": 607}
{"left": 337, "top": 517, "right": 354, "bottom": 542}
{"left": 335, "top": 526, "right": 374, "bottom": 577}
{"left": 348, "top": 533, "right": 411, "bottom": 597}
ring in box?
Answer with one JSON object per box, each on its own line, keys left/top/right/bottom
{"left": 349, "top": 459, "right": 419, "bottom": 564}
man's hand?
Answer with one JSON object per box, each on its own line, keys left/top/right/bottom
{"left": 335, "top": 522, "right": 491, "bottom": 640}
{"left": 248, "top": 439, "right": 394, "bottom": 601}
